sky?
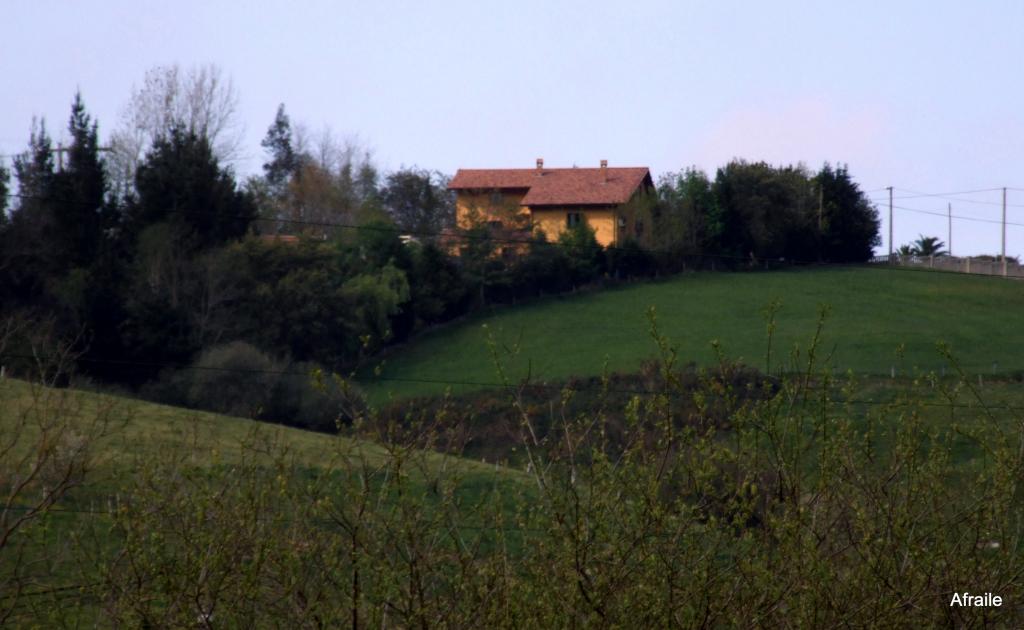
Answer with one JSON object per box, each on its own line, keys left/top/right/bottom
{"left": 3, "top": 0, "right": 1024, "bottom": 256}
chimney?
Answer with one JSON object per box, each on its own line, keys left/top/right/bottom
{"left": 600, "top": 159, "right": 608, "bottom": 182}
{"left": 536, "top": 158, "right": 544, "bottom": 175}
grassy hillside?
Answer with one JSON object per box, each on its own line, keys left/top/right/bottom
{"left": 364, "top": 266, "right": 1024, "bottom": 403}
{"left": 0, "top": 378, "right": 514, "bottom": 492}
{"left": 0, "top": 378, "right": 526, "bottom": 624}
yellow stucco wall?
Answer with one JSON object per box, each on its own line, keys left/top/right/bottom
{"left": 455, "top": 191, "right": 529, "bottom": 229}
{"left": 454, "top": 190, "right": 655, "bottom": 249}
{"left": 530, "top": 207, "right": 617, "bottom": 247}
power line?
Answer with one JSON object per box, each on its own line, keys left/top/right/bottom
{"left": 894, "top": 186, "right": 1007, "bottom": 200}
{"left": 868, "top": 190, "right": 1024, "bottom": 210}
{"left": 890, "top": 204, "right": 1024, "bottom": 227}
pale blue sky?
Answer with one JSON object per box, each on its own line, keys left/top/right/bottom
{"left": 3, "top": 1, "right": 1024, "bottom": 255}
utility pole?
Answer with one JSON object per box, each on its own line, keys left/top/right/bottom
{"left": 51, "top": 143, "right": 112, "bottom": 170}
{"left": 948, "top": 202, "right": 952, "bottom": 257}
{"left": 888, "top": 186, "right": 894, "bottom": 263}
{"left": 54, "top": 142, "right": 66, "bottom": 170}
{"left": 1002, "top": 187, "right": 1008, "bottom": 276}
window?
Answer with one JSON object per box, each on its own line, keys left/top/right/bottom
{"left": 489, "top": 191, "right": 504, "bottom": 206}
{"left": 634, "top": 218, "right": 644, "bottom": 236}
{"left": 567, "top": 212, "right": 582, "bottom": 228}
{"left": 617, "top": 216, "right": 627, "bottom": 229}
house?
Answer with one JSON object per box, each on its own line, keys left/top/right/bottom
{"left": 448, "top": 159, "right": 655, "bottom": 248}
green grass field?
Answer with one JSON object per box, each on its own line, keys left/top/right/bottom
{"left": 364, "top": 266, "right": 1024, "bottom": 403}
{"left": 0, "top": 378, "right": 513, "bottom": 481}
{"left": 0, "top": 379, "right": 527, "bottom": 623}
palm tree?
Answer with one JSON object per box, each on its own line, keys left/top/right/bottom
{"left": 911, "top": 235, "right": 947, "bottom": 257}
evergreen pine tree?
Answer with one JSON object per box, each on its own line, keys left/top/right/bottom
{"left": 0, "top": 162, "right": 9, "bottom": 226}
{"left": 3, "top": 120, "right": 57, "bottom": 300}
{"left": 132, "top": 127, "right": 256, "bottom": 250}
{"left": 261, "top": 104, "right": 297, "bottom": 194}
{"left": 51, "top": 91, "right": 110, "bottom": 267}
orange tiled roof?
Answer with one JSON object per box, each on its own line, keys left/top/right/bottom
{"left": 449, "top": 166, "right": 652, "bottom": 207}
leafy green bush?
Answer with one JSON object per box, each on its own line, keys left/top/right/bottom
{"left": 141, "top": 342, "right": 363, "bottom": 430}
{"left": 185, "top": 341, "right": 278, "bottom": 418}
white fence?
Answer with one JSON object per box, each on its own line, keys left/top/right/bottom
{"left": 870, "top": 255, "right": 1024, "bottom": 279}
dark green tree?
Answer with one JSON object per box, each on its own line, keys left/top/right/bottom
{"left": 558, "top": 221, "right": 606, "bottom": 286}
{"left": 12, "top": 119, "right": 55, "bottom": 200}
{"left": 513, "top": 232, "right": 572, "bottom": 296}
{"left": 2, "top": 120, "right": 57, "bottom": 302}
{"left": 131, "top": 127, "right": 256, "bottom": 249}
{"left": 813, "top": 164, "right": 881, "bottom": 262}
{"left": 50, "top": 92, "right": 111, "bottom": 268}
{"left": 712, "top": 160, "right": 815, "bottom": 262}
{"left": 382, "top": 168, "right": 454, "bottom": 235}
{"left": 261, "top": 104, "right": 297, "bottom": 194}
{"left": 607, "top": 238, "right": 655, "bottom": 279}
{"left": 119, "top": 128, "right": 255, "bottom": 377}
{"left": 0, "top": 162, "right": 9, "bottom": 227}
{"left": 407, "top": 243, "right": 467, "bottom": 325}
{"left": 355, "top": 160, "right": 381, "bottom": 208}
{"left": 655, "top": 167, "right": 720, "bottom": 256}
{"left": 52, "top": 94, "right": 132, "bottom": 379}
{"left": 458, "top": 223, "right": 497, "bottom": 307}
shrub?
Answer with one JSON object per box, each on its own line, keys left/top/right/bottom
{"left": 185, "top": 341, "right": 278, "bottom": 418}
{"left": 140, "top": 343, "right": 365, "bottom": 431}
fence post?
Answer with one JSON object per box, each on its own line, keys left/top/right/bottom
{"left": 966, "top": 257, "right": 971, "bottom": 274}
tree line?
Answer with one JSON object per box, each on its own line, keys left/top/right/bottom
{"left": 0, "top": 69, "right": 881, "bottom": 428}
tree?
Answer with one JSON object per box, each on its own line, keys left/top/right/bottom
{"left": 109, "top": 64, "right": 242, "bottom": 198}
{"left": 513, "top": 232, "right": 572, "bottom": 296}
{"left": 655, "top": 167, "right": 719, "bottom": 256}
{"left": 910, "top": 235, "right": 947, "bottom": 257}
{"left": 2, "top": 119, "right": 57, "bottom": 302}
{"left": 0, "top": 162, "right": 10, "bottom": 294}
{"left": 6, "top": 96, "right": 112, "bottom": 273}
{"left": 130, "top": 127, "right": 255, "bottom": 250}
{"left": 712, "top": 160, "right": 816, "bottom": 262}
{"left": 0, "top": 161, "right": 9, "bottom": 226}
{"left": 49, "top": 92, "right": 111, "bottom": 268}
{"left": 407, "top": 243, "right": 467, "bottom": 326}
{"left": 261, "top": 103, "right": 297, "bottom": 194}
{"left": 813, "top": 164, "right": 881, "bottom": 262}
{"left": 118, "top": 129, "right": 255, "bottom": 373}
{"left": 11, "top": 118, "right": 55, "bottom": 200}
{"left": 558, "top": 221, "right": 606, "bottom": 286}
{"left": 260, "top": 123, "right": 383, "bottom": 239}
{"left": 382, "top": 168, "right": 454, "bottom": 235}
